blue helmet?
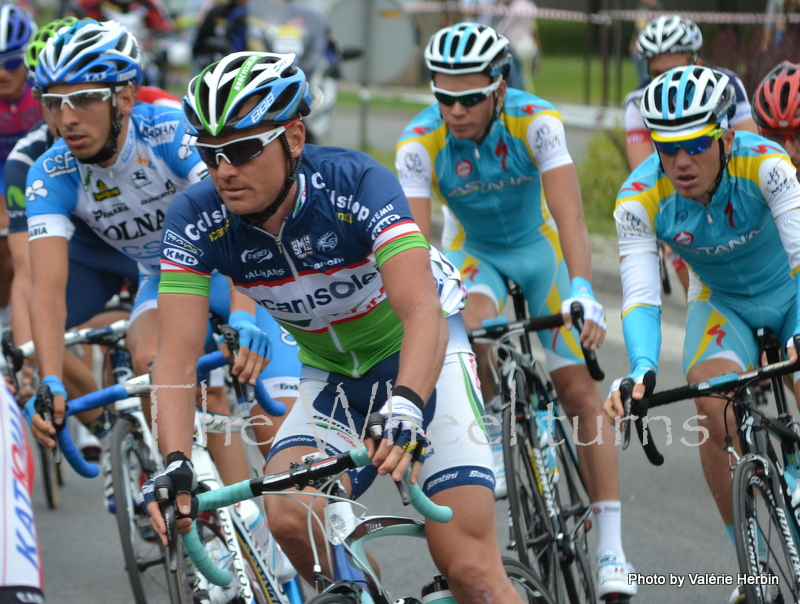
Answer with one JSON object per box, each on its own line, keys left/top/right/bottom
{"left": 35, "top": 19, "right": 142, "bottom": 88}
{"left": 0, "top": 5, "right": 36, "bottom": 58}
{"left": 184, "top": 51, "right": 313, "bottom": 137}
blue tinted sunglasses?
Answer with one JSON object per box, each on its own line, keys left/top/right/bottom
{"left": 0, "top": 54, "right": 24, "bottom": 72}
{"left": 653, "top": 129, "right": 725, "bottom": 156}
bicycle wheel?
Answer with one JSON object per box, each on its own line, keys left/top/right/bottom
{"left": 305, "top": 595, "right": 354, "bottom": 603}
{"left": 38, "top": 442, "right": 59, "bottom": 509}
{"left": 552, "top": 417, "right": 597, "bottom": 604}
{"left": 111, "top": 414, "right": 188, "bottom": 604}
{"left": 503, "top": 402, "right": 564, "bottom": 600}
{"left": 504, "top": 557, "right": 557, "bottom": 604}
{"left": 732, "top": 454, "right": 800, "bottom": 603}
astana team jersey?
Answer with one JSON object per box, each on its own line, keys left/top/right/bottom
{"left": 25, "top": 103, "right": 206, "bottom": 272}
{"left": 395, "top": 87, "right": 573, "bottom": 251}
{"left": 159, "top": 145, "right": 465, "bottom": 378}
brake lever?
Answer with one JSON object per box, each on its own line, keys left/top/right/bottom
{"left": 35, "top": 385, "right": 62, "bottom": 464}
{"left": 364, "top": 411, "right": 411, "bottom": 505}
{"left": 219, "top": 324, "right": 252, "bottom": 402}
{"left": 619, "top": 378, "right": 634, "bottom": 450}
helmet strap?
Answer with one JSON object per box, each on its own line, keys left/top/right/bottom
{"left": 708, "top": 137, "right": 730, "bottom": 199}
{"left": 79, "top": 85, "right": 123, "bottom": 165}
{"left": 243, "top": 132, "right": 304, "bottom": 228}
{"left": 474, "top": 89, "right": 503, "bottom": 148}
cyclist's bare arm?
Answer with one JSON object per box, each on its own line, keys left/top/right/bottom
{"left": 407, "top": 196, "right": 433, "bottom": 241}
{"left": 626, "top": 141, "right": 653, "bottom": 171}
{"left": 28, "top": 235, "right": 69, "bottom": 444}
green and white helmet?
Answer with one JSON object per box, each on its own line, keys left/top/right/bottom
{"left": 183, "top": 51, "right": 312, "bottom": 137}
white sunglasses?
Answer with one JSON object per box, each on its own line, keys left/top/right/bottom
{"left": 194, "top": 126, "right": 288, "bottom": 168}
{"left": 430, "top": 78, "right": 502, "bottom": 107}
{"left": 40, "top": 88, "right": 113, "bottom": 113}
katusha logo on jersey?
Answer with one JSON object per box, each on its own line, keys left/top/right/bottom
{"left": 456, "top": 160, "right": 472, "bottom": 178}
{"left": 674, "top": 231, "right": 694, "bottom": 245}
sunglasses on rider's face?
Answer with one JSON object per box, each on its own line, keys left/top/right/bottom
{"left": 194, "top": 121, "right": 298, "bottom": 169}
{"left": 430, "top": 79, "right": 502, "bottom": 107}
{"left": 653, "top": 129, "right": 725, "bottom": 156}
{"left": 40, "top": 88, "right": 113, "bottom": 113}
{"left": 0, "top": 54, "right": 24, "bottom": 73}
{"left": 760, "top": 129, "right": 800, "bottom": 147}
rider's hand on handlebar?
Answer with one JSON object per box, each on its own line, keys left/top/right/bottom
{"left": 30, "top": 377, "right": 67, "bottom": 450}
{"left": 144, "top": 452, "right": 198, "bottom": 548}
{"left": 228, "top": 311, "right": 271, "bottom": 385}
{"left": 787, "top": 336, "right": 799, "bottom": 365}
{"left": 561, "top": 278, "right": 606, "bottom": 351}
{"left": 366, "top": 395, "right": 428, "bottom": 485}
{"left": 604, "top": 369, "right": 654, "bottom": 422}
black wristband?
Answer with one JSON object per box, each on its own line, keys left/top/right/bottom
{"left": 166, "top": 451, "right": 192, "bottom": 466}
{"left": 392, "top": 385, "right": 425, "bottom": 409}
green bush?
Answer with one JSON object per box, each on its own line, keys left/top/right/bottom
{"left": 578, "top": 128, "right": 628, "bottom": 236}
{"left": 538, "top": 21, "right": 587, "bottom": 56}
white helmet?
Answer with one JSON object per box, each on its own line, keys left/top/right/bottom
{"left": 637, "top": 16, "right": 703, "bottom": 60}
{"left": 425, "top": 22, "right": 511, "bottom": 78}
{"left": 640, "top": 65, "right": 736, "bottom": 137}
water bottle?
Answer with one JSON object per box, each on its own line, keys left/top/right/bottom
{"left": 486, "top": 397, "right": 506, "bottom": 498}
{"left": 784, "top": 453, "right": 800, "bottom": 520}
{"left": 238, "top": 500, "right": 271, "bottom": 553}
{"left": 421, "top": 576, "right": 457, "bottom": 604}
{"left": 535, "top": 404, "right": 560, "bottom": 486}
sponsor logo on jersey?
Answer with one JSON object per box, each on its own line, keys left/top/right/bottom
{"left": 675, "top": 209, "right": 688, "bottom": 224}
{"left": 367, "top": 204, "right": 395, "bottom": 228}
{"left": 184, "top": 206, "right": 229, "bottom": 241}
{"left": 166, "top": 180, "right": 176, "bottom": 193}
{"left": 131, "top": 170, "right": 151, "bottom": 188}
{"left": 178, "top": 134, "right": 195, "bottom": 160}
{"left": 290, "top": 235, "right": 314, "bottom": 258}
{"left": 164, "top": 229, "right": 204, "bottom": 256}
{"left": 258, "top": 271, "right": 379, "bottom": 314}
{"left": 42, "top": 151, "right": 77, "bottom": 177}
{"left": 209, "top": 219, "right": 230, "bottom": 241}
{"left": 371, "top": 214, "right": 401, "bottom": 238}
{"left": 305, "top": 257, "right": 344, "bottom": 270}
{"left": 246, "top": 268, "right": 284, "bottom": 280}
{"left": 404, "top": 152, "right": 425, "bottom": 175}
{"left": 240, "top": 248, "right": 273, "bottom": 263}
{"left": 140, "top": 121, "right": 179, "bottom": 146}
{"left": 93, "top": 180, "right": 121, "bottom": 201}
{"left": 164, "top": 247, "right": 199, "bottom": 266}
{"left": 82, "top": 168, "right": 93, "bottom": 192}
{"left": 29, "top": 225, "right": 48, "bottom": 237}
{"left": 25, "top": 179, "right": 48, "bottom": 202}
{"left": 674, "top": 231, "right": 694, "bottom": 245}
{"left": 326, "top": 189, "right": 370, "bottom": 221}
{"left": 136, "top": 154, "right": 155, "bottom": 169}
{"left": 694, "top": 230, "right": 761, "bottom": 254}
{"left": 316, "top": 231, "right": 338, "bottom": 251}
{"left": 456, "top": 160, "right": 472, "bottom": 178}
{"left": 100, "top": 208, "right": 166, "bottom": 241}
{"left": 534, "top": 124, "right": 560, "bottom": 155}
{"left": 92, "top": 203, "right": 129, "bottom": 221}
{"left": 447, "top": 174, "right": 533, "bottom": 196}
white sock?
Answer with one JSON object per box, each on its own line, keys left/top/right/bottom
{"left": 593, "top": 500, "right": 625, "bottom": 562}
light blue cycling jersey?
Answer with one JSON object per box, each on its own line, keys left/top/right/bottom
{"left": 615, "top": 132, "right": 800, "bottom": 375}
{"left": 24, "top": 103, "right": 207, "bottom": 273}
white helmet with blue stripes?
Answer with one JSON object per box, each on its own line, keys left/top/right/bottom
{"left": 425, "top": 22, "right": 511, "bottom": 78}
{"left": 640, "top": 65, "right": 736, "bottom": 138}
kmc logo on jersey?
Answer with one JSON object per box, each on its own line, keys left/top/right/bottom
{"left": 93, "top": 180, "right": 121, "bottom": 201}
{"left": 456, "top": 160, "right": 472, "bottom": 178}
{"left": 290, "top": 235, "right": 314, "bottom": 258}
{"left": 163, "top": 247, "right": 199, "bottom": 266}
{"left": 674, "top": 231, "right": 694, "bottom": 245}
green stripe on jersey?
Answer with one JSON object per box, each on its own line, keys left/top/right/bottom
{"left": 159, "top": 270, "right": 211, "bottom": 297}
{"left": 375, "top": 232, "right": 429, "bottom": 268}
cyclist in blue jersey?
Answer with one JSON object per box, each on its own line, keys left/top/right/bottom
{"left": 22, "top": 21, "right": 293, "bottom": 498}
{"left": 605, "top": 65, "right": 800, "bottom": 602}
{"left": 395, "top": 22, "right": 635, "bottom": 599}
{"left": 144, "top": 51, "right": 527, "bottom": 603}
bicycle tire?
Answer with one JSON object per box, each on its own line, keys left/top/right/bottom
{"left": 38, "top": 442, "right": 59, "bottom": 509}
{"left": 732, "top": 454, "right": 800, "bottom": 603}
{"left": 503, "top": 402, "right": 565, "bottom": 600}
{"left": 111, "top": 414, "right": 188, "bottom": 604}
{"left": 304, "top": 595, "right": 354, "bottom": 603}
{"left": 552, "top": 418, "right": 597, "bottom": 604}
{"left": 503, "top": 557, "right": 558, "bottom": 604}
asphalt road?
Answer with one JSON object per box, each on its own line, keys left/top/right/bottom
{"left": 28, "top": 106, "right": 740, "bottom": 603}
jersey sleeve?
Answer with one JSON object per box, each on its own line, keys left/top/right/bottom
{"left": 25, "top": 151, "right": 79, "bottom": 241}
{"left": 4, "top": 154, "right": 30, "bottom": 235}
{"left": 353, "top": 162, "right": 429, "bottom": 268}
{"left": 525, "top": 112, "right": 573, "bottom": 173}
{"left": 624, "top": 97, "right": 651, "bottom": 147}
{"left": 729, "top": 73, "right": 753, "bottom": 128}
{"left": 158, "top": 191, "right": 215, "bottom": 297}
{"left": 395, "top": 139, "right": 434, "bottom": 199}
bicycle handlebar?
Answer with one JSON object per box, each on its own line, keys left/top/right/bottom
{"left": 621, "top": 349, "right": 800, "bottom": 466}
{"left": 23, "top": 350, "right": 285, "bottom": 477}
{"left": 467, "top": 302, "right": 605, "bottom": 381}
{"left": 179, "top": 445, "right": 453, "bottom": 586}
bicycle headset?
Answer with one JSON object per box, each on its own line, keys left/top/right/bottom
{"left": 640, "top": 65, "right": 737, "bottom": 199}
{"left": 424, "top": 22, "right": 513, "bottom": 145}
{"left": 753, "top": 61, "right": 800, "bottom": 132}
{"left": 34, "top": 19, "right": 143, "bottom": 165}
{"left": 182, "top": 51, "right": 313, "bottom": 226}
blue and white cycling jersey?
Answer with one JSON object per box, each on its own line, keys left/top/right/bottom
{"left": 25, "top": 103, "right": 206, "bottom": 273}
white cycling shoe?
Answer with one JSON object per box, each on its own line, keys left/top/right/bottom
{"left": 597, "top": 552, "right": 638, "bottom": 600}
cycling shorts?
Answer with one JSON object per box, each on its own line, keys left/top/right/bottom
{"left": 267, "top": 313, "right": 494, "bottom": 499}
{"left": 684, "top": 283, "right": 797, "bottom": 375}
{"left": 0, "top": 382, "right": 42, "bottom": 595}
{"left": 444, "top": 227, "right": 585, "bottom": 372}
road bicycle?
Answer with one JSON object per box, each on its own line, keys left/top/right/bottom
{"left": 467, "top": 284, "right": 602, "bottom": 604}
{"left": 621, "top": 331, "right": 800, "bottom": 603}
{"left": 164, "top": 412, "right": 556, "bottom": 604}
{"left": 28, "top": 347, "right": 293, "bottom": 604}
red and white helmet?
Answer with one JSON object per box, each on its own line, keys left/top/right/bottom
{"left": 752, "top": 61, "right": 800, "bottom": 132}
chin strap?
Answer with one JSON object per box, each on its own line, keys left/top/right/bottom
{"left": 243, "top": 132, "right": 303, "bottom": 228}
{"left": 707, "top": 137, "right": 730, "bottom": 199}
{"left": 78, "top": 85, "right": 123, "bottom": 165}
{"left": 472, "top": 90, "right": 504, "bottom": 155}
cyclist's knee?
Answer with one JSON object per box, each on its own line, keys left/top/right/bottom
{"left": 553, "top": 366, "right": 601, "bottom": 415}
{"left": 264, "top": 494, "right": 312, "bottom": 547}
{"left": 437, "top": 556, "right": 497, "bottom": 598}
{"left": 460, "top": 292, "right": 497, "bottom": 330}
